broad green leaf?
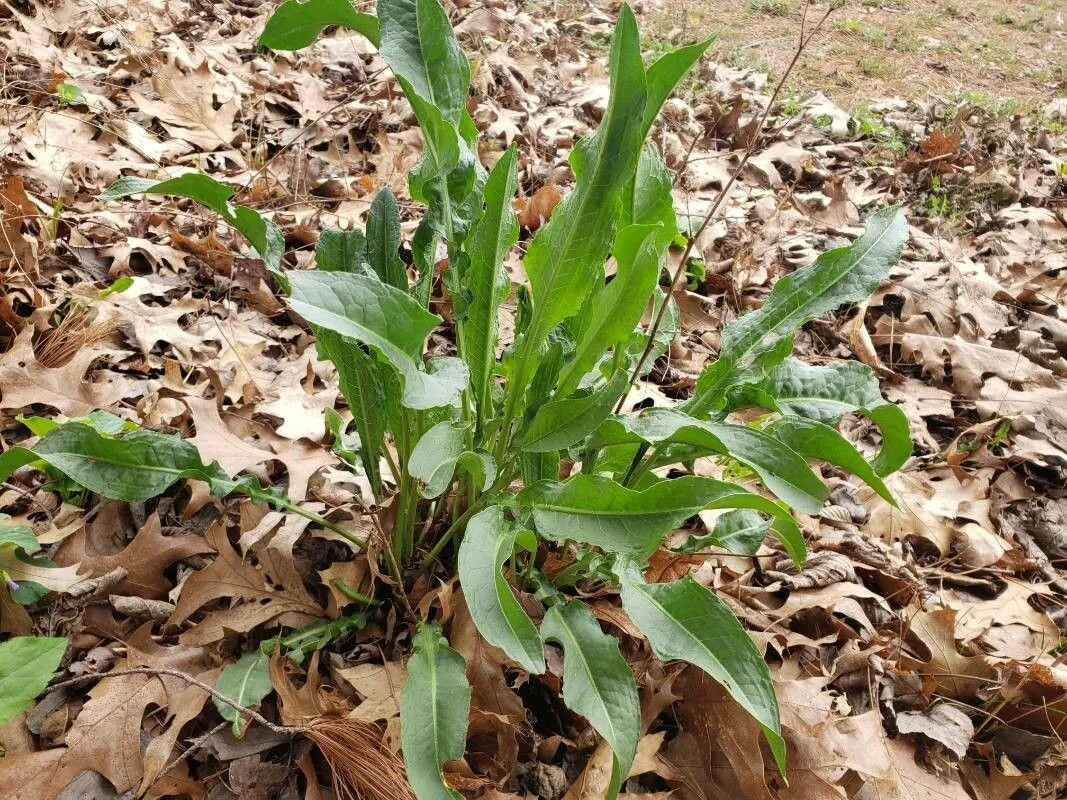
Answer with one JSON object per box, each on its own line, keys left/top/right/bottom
{"left": 677, "top": 509, "right": 772, "bottom": 556}
{"left": 522, "top": 474, "right": 804, "bottom": 563}
{"left": 100, "top": 174, "right": 284, "bottom": 273}
{"left": 287, "top": 270, "right": 449, "bottom": 408}
{"left": 214, "top": 650, "right": 271, "bottom": 737}
{"left": 624, "top": 145, "right": 676, "bottom": 244}
{"left": 259, "top": 0, "right": 379, "bottom": 50}
{"left": 0, "top": 517, "right": 38, "bottom": 554}
{"left": 401, "top": 621, "right": 471, "bottom": 800}
{"left": 555, "top": 226, "right": 661, "bottom": 397}
{"left": 518, "top": 372, "right": 628, "bottom": 453}
{"left": 2, "top": 425, "right": 224, "bottom": 503}
{"left": 541, "top": 601, "right": 639, "bottom": 800}
{"left": 641, "top": 37, "right": 715, "bottom": 136}
{"left": 457, "top": 145, "right": 519, "bottom": 437}
{"left": 612, "top": 409, "right": 828, "bottom": 515}
{"left": 618, "top": 563, "right": 785, "bottom": 774}
{"left": 379, "top": 0, "right": 468, "bottom": 128}
{"left": 18, "top": 410, "right": 133, "bottom": 437}
{"left": 378, "top": 0, "right": 481, "bottom": 246}
{"left": 688, "top": 206, "right": 907, "bottom": 415}
{"left": 316, "top": 228, "right": 367, "bottom": 273}
{"left": 457, "top": 507, "right": 544, "bottom": 673}
{"left": 366, "top": 188, "right": 407, "bottom": 290}
{"left": 738, "top": 357, "right": 888, "bottom": 423}
{"left": 408, "top": 356, "right": 470, "bottom": 411}
{"left": 764, "top": 416, "right": 895, "bottom": 505}
{"left": 409, "top": 422, "right": 467, "bottom": 498}
{"left": 0, "top": 636, "right": 67, "bottom": 725}
{"left": 521, "top": 451, "right": 559, "bottom": 485}
{"left": 318, "top": 331, "right": 396, "bottom": 499}
{"left": 521, "top": 7, "right": 646, "bottom": 348}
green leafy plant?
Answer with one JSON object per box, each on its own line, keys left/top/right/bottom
{"left": 0, "top": 637, "right": 68, "bottom": 726}
{"left": 6, "top": 1, "right": 911, "bottom": 797}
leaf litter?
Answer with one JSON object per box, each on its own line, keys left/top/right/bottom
{"left": 0, "top": 0, "right": 1066, "bottom": 798}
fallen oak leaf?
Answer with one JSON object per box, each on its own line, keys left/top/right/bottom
{"left": 168, "top": 520, "right": 324, "bottom": 646}
{"left": 56, "top": 512, "right": 214, "bottom": 600}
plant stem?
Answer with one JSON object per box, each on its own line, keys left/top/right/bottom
{"left": 621, "top": 443, "right": 652, "bottom": 487}
{"left": 276, "top": 500, "right": 368, "bottom": 551}
{"left": 394, "top": 411, "right": 415, "bottom": 562}
{"left": 419, "top": 502, "right": 481, "bottom": 569}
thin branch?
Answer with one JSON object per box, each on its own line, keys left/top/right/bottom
{"left": 47, "top": 667, "right": 300, "bottom": 735}
{"left": 615, "top": 2, "right": 839, "bottom": 414}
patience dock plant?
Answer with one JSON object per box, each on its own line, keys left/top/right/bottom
{"left": 0, "top": 0, "right": 910, "bottom": 796}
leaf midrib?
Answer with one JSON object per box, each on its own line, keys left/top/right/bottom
{"left": 551, "top": 609, "right": 620, "bottom": 750}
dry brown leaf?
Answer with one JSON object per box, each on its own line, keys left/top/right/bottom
{"left": 907, "top": 608, "right": 997, "bottom": 701}
{"left": 168, "top": 520, "right": 324, "bottom": 646}
{"left": 56, "top": 512, "right": 214, "bottom": 600}
{"left": 873, "top": 315, "right": 1059, "bottom": 395}
{"left": 0, "top": 327, "right": 140, "bottom": 417}
{"left": 515, "top": 184, "right": 563, "bottom": 230}
{"left": 335, "top": 660, "right": 406, "bottom": 724}
{"left": 450, "top": 591, "right": 525, "bottom": 778}
{"left": 132, "top": 60, "right": 241, "bottom": 152}
{"left": 4, "top": 667, "right": 167, "bottom": 799}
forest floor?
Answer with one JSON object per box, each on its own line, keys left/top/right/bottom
{"left": 1, "top": 0, "right": 1066, "bottom": 799}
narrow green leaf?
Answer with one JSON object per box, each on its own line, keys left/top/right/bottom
{"left": 457, "top": 145, "right": 519, "bottom": 438}
{"left": 555, "top": 226, "right": 661, "bottom": 397}
{"left": 862, "top": 403, "right": 912, "bottom": 476}
{"left": 618, "top": 563, "right": 785, "bottom": 774}
{"left": 318, "top": 331, "right": 396, "bottom": 499}
{"left": 214, "top": 651, "right": 272, "bottom": 737}
{"left": 764, "top": 416, "right": 895, "bottom": 505}
{"left": 288, "top": 270, "right": 456, "bottom": 409}
{"left": 521, "top": 7, "right": 647, "bottom": 346}
{"left": 739, "top": 357, "right": 887, "bottom": 423}
{"left": 409, "top": 422, "right": 467, "bottom": 498}
{"left": 727, "top": 358, "right": 912, "bottom": 477}
{"left": 688, "top": 206, "right": 907, "bottom": 415}
{"left": 457, "top": 507, "right": 544, "bottom": 673}
{"left": 316, "top": 228, "right": 367, "bottom": 273}
{"left": 100, "top": 174, "right": 284, "bottom": 273}
{"left": 379, "top": 0, "right": 469, "bottom": 128}
{"left": 259, "top": 0, "right": 380, "bottom": 50}
{"left": 518, "top": 372, "right": 628, "bottom": 454}
{"left": 522, "top": 474, "right": 804, "bottom": 563}
{"left": 541, "top": 601, "right": 639, "bottom": 800}
{"left": 401, "top": 621, "right": 471, "bottom": 800}
{"left": 0, "top": 637, "right": 67, "bottom": 726}
{"left": 641, "top": 37, "right": 715, "bottom": 136}
{"left": 615, "top": 409, "right": 828, "bottom": 515}
{"left": 366, "top": 188, "right": 407, "bottom": 290}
